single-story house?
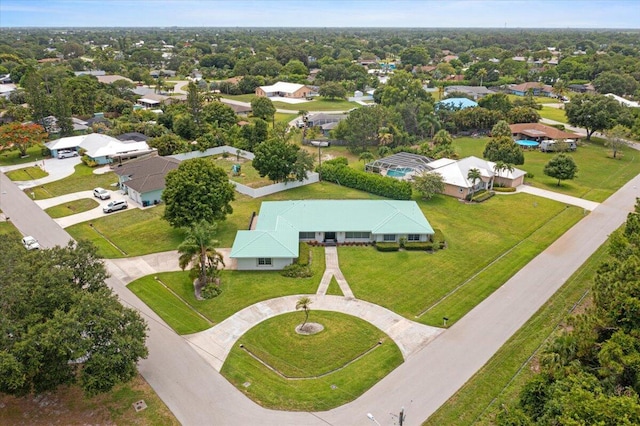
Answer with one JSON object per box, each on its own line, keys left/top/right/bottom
{"left": 45, "top": 133, "right": 153, "bottom": 165}
{"left": 568, "top": 83, "right": 595, "bottom": 94}
{"left": 305, "top": 113, "right": 348, "bottom": 127}
{"left": 96, "top": 75, "right": 134, "bottom": 85}
{"left": 40, "top": 116, "right": 89, "bottom": 133}
{"left": 509, "top": 123, "right": 583, "bottom": 142}
{"left": 427, "top": 156, "right": 526, "bottom": 199}
{"left": 255, "top": 82, "right": 312, "bottom": 99}
{"left": 113, "top": 154, "right": 180, "bottom": 206}
{"left": 149, "top": 70, "right": 177, "bottom": 78}
{"left": 74, "top": 70, "right": 106, "bottom": 77}
{"left": 136, "top": 98, "right": 161, "bottom": 109}
{"left": 220, "top": 99, "right": 252, "bottom": 116}
{"left": 444, "top": 85, "right": 493, "bottom": 100}
{"left": 0, "top": 74, "right": 13, "bottom": 84}
{"left": 605, "top": 93, "right": 640, "bottom": 108}
{"left": 231, "top": 200, "right": 435, "bottom": 270}
{"left": 436, "top": 97, "right": 478, "bottom": 110}
{"left": 0, "top": 84, "right": 17, "bottom": 99}
{"left": 509, "top": 82, "right": 554, "bottom": 97}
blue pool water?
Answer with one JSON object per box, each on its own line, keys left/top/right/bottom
{"left": 387, "top": 167, "right": 414, "bottom": 177}
{"left": 516, "top": 139, "right": 539, "bottom": 147}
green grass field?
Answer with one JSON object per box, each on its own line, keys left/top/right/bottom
{"left": 210, "top": 156, "right": 271, "bottom": 188}
{"left": 424, "top": 233, "right": 611, "bottom": 426}
{"left": 45, "top": 198, "right": 99, "bottom": 218}
{"left": 221, "top": 311, "right": 403, "bottom": 411}
{"left": 0, "top": 145, "right": 47, "bottom": 167}
{"left": 29, "top": 164, "right": 118, "bottom": 200}
{"left": 453, "top": 136, "right": 640, "bottom": 202}
{"left": 6, "top": 166, "right": 48, "bottom": 181}
{"left": 340, "top": 194, "right": 582, "bottom": 326}
{"left": 272, "top": 98, "right": 357, "bottom": 112}
{"left": 539, "top": 105, "right": 568, "bottom": 123}
{"left": 129, "top": 245, "right": 324, "bottom": 329}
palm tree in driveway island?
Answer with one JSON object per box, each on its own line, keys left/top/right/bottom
{"left": 467, "top": 167, "right": 482, "bottom": 200}
{"left": 178, "top": 220, "right": 225, "bottom": 299}
{"left": 296, "top": 296, "right": 313, "bottom": 332}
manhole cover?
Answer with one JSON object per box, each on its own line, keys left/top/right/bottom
{"left": 243, "top": 382, "right": 251, "bottom": 388}
{"left": 133, "top": 400, "right": 147, "bottom": 412}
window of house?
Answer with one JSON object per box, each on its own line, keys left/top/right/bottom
{"left": 383, "top": 234, "right": 396, "bottom": 241}
{"left": 257, "top": 258, "right": 272, "bottom": 266}
{"left": 346, "top": 232, "right": 371, "bottom": 239}
{"left": 408, "top": 234, "right": 420, "bottom": 241}
{"left": 299, "top": 232, "right": 315, "bottom": 239}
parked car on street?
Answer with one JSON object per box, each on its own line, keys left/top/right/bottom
{"left": 22, "top": 236, "right": 40, "bottom": 250}
{"left": 93, "top": 187, "right": 111, "bottom": 200}
{"left": 103, "top": 199, "right": 128, "bottom": 213}
{"left": 57, "top": 149, "right": 79, "bottom": 159}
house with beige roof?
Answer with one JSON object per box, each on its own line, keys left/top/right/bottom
{"left": 509, "top": 123, "right": 583, "bottom": 142}
{"left": 255, "top": 82, "right": 312, "bottom": 99}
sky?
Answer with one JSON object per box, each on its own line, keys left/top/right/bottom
{"left": 0, "top": 0, "right": 638, "bottom": 28}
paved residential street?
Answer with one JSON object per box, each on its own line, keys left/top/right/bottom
{"left": 2, "top": 153, "right": 640, "bottom": 425}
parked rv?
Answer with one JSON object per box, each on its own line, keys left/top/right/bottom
{"left": 540, "top": 139, "right": 577, "bottom": 152}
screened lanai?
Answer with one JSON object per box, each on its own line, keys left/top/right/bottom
{"left": 365, "top": 152, "right": 434, "bottom": 179}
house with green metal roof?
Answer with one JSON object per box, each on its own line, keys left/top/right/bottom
{"left": 230, "top": 200, "right": 434, "bottom": 270}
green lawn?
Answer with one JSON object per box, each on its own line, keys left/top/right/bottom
{"left": 539, "top": 105, "right": 568, "bottom": 123}
{"left": 453, "top": 136, "right": 640, "bottom": 202}
{"left": 0, "top": 220, "right": 20, "bottom": 237}
{"left": 210, "top": 156, "right": 272, "bottom": 188}
{"left": 29, "top": 164, "right": 118, "bottom": 199}
{"left": 339, "top": 194, "right": 583, "bottom": 326}
{"left": 220, "top": 94, "right": 256, "bottom": 103}
{"left": 45, "top": 198, "right": 99, "bottom": 218}
{"left": 221, "top": 311, "right": 403, "bottom": 411}
{"left": 0, "top": 145, "right": 47, "bottom": 166}
{"left": 506, "top": 94, "right": 562, "bottom": 105}
{"left": 129, "top": 245, "right": 325, "bottom": 328}
{"left": 6, "top": 166, "right": 48, "bottom": 181}
{"left": 326, "top": 277, "right": 343, "bottom": 296}
{"left": 424, "top": 233, "right": 611, "bottom": 426}
{"left": 66, "top": 205, "right": 184, "bottom": 258}
{"left": 272, "top": 98, "right": 357, "bottom": 112}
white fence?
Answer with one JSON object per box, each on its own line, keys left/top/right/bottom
{"left": 168, "top": 145, "right": 318, "bottom": 198}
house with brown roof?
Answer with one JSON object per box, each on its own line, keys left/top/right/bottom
{"left": 509, "top": 123, "right": 583, "bottom": 142}
{"left": 509, "top": 82, "right": 554, "bottom": 97}
{"left": 113, "top": 154, "right": 180, "bottom": 207}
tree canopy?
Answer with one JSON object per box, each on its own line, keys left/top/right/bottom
{"left": 162, "top": 158, "right": 236, "bottom": 228}
{"left": 565, "top": 93, "right": 630, "bottom": 140}
{"left": 543, "top": 153, "right": 578, "bottom": 186}
{"left": 252, "top": 139, "right": 314, "bottom": 183}
{"left": 0, "top": 239, "right": 148, "bottom": 396}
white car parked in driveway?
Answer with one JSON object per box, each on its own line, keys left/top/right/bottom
{"left": 103, "top": 199, "right": 128, "bottom": 213}
{"left": 93, "top": 187, "right": 111, "bottom": 200}
{"left": 22, "top": 236, "right": 40, "bottom": 250}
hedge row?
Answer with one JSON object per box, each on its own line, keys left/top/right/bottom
{"left": 433, "top": 229, "right": 446, "bottom": 249}
{"left": 297, "top": 242, "right": 310, "bottom": 266}
{"left": 404, "top": 242, "right": 434, "bottom": 251}
{"left": 471, "top": 190, "right": 495, "bottom": 202}
{"left": 281, "top": 243, "right": 312, "bottom": 278}
{"left": 318, "top": 163, "right": 413, "bottom": 200}
{"left": 493, "top": 186, "right": 517, "bottom": 193}
{"left": 375, "top": 242, "right": 400, "bottom": 252}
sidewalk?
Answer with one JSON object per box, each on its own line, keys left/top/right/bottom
{"left": 516, "top": 185, "right": 600, "bottom": 211}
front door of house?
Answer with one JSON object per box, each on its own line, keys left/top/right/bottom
{"left": 324, "top": 232, "right": 336, "bottom": 241}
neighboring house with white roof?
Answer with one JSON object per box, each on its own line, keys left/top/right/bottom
{"left": 0, "top": 84, "right": 16, "bottom": 99}
{"left": 255, "top": 82, "right": 312, "bottom": 99}
{"left": 231, "top": 200, "right": 435, "bottom": 270}
{"left": 427, "top": 156, "right": 526, "bottom": 199}
{"left": 45, "top": 133, "right": 153, "bottom": 165}
{"left": 605, "top": 93, "right": 639, "bottom": 108}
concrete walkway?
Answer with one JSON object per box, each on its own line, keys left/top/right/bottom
{"left": 1, "top": 156, "right": 81, "bottom": 189}
{"left": 316, "top": 246, "right": 354, "bottom": 298}
{"left": 517, "top": 185, "right": 600, "bottom": 210}
{"left": 185, "top": 295, "right": 443, "bottom": 371}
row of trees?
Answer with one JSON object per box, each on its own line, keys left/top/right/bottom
{"left": 497, "top": 200, "right": 640, "bottom": 425}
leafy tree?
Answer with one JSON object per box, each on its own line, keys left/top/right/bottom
{"left": 162, "top": 158, "right": 235, "bottom": 228}
{"left": 336, "top": 105, "right": 385, "bottom": 152}
{"left": 478, "top": 93, "right": 513, "bottom": 114}
{"left": 201, "top": 101, "right": 237, "bottom": 128}
{"left": 604, "top": 124, "right": 631, "bottom": 159}
{"left": 295, "top": 296, "right": 313, "bottom": 331}
{"left": 483, "top": 120, "right": 524, "bottom": 165}
{"left": 565, "top": 93, "right": 627, "bottom": 140}
{"left": 147, "top": 134, "right": 189, "bottom": 156}
{"left": 452, "top": 107, "right": 503, "bottom": 132}
{"left": 281, "top": 59, "right": 308, "bottom": 76}
{"left": 0, "top": 238, "right": 147, "bottom": 396}
{"left": 319, "top": 81, "right": 347, "bottom": 100}
{"left": 543, "top": 153, "right": 578, "bottom": 186}
{"left": 64, "top": 75, "right": 100, "bottom": 116}
{"left": 359, "top": 151, "right": 375, "bottom": 163}
{"left": 251, "top": 96, "right": 276, "bottom": 123}
{"left": 413, "top": 172, "right": 445, "bottom": 200}
{"left": 593, "top": 71, "right": 639, "bottom": 97}
{"left": 186, "top": 81, "right": 203, "bottom": 129}
{"left": 0, "top": 122, "right": 47, "bottom": 157}
{"left": 173, "top": 113, "right": 198, "bottom": 140}
{"left": 491, "top": 120, "right": 512, "bottom": 137}
{"left": 292, "top": 148, "right": 315, "bottom": 182}
{"left": 400, "top": 46, "right": 430, "bottom": 66}
{"left": 178, "top": 220, "right": 224, "bottom": 298}
{"left": 240, "top": 118, "right": 268, "bottom": 151}
{"left": 252, "top": 138, "right": 300, "bottom": 183}
{"left": 373, "top": 71, "right": 432, "bottom": 106}
{"left": 507, "top": 106, "right": 541, "bottom": 124}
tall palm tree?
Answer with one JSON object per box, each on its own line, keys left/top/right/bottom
{"left": 467, "top": 167, "right": 482, "bottom": 200}
{"left": 492, "top": 161, "right": 513, "bottom": 189}
{"left": 477, "top": 68, "right": 488, "bottom": 87}
{"left": 178, "top": 220, "right": 224, "bottom": 295}
{"left": 296, "top": 296, "right": 313, "bottom": 330}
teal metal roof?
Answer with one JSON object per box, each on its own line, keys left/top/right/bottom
{"left": 230, "top": 200, "right": 434, "bottom": 259}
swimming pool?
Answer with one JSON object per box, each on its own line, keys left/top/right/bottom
{"left": 386, "top": 167, "right": 414, "bottom": 177}
{"left": 516, "top": 139, "right": 539, "bottom": 147}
